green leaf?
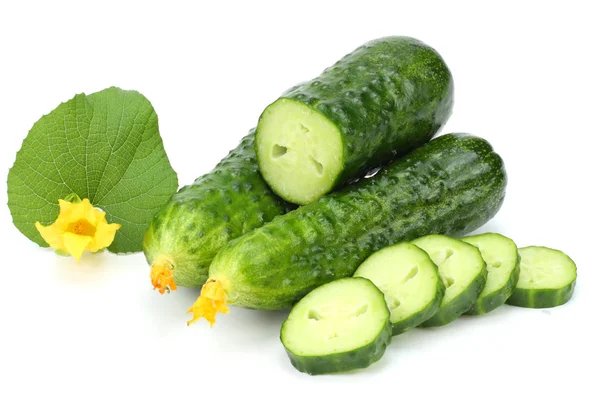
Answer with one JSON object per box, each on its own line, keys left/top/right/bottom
{"left": 7, "top": 87, "right": 178, "bottom": 253}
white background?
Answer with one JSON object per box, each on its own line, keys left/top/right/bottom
{"left": 1, "top": 1, "right": 598, "bottom": 399}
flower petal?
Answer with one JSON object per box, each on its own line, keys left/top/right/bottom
{"left": 62, "top": 232, "right": 93, "bottom": 263}
{"left": 35, "top": 221, "right": 66, "bottom": 252}
{"left": 88, "top": 219, "right": 121, "bottom": 252}
{"left": 187, "top": 280, "right": 229, "bottom": 327}
{"left": 63, "top": 198, "right": 93, "bottom": 224}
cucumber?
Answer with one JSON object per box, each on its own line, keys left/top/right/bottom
{"left": 353, "top": 242, "right": 445, "bottom": 335}
{"left": 187, "top": 133, "right": 506, "bottom": 325}
{"left": 142, "top": 129, "right": 291, "bottom": 292}
{"left": 280, "top": 277, "right": 392, "bottom": 375}
{"left": 507, "top": 246, "right": 577, "bottom": 308}
{"left": 411, "top": 235, "right": 487, "bottom": 327}
{"left": 256, "top": 36, "right": 454, "bottom": 205}
{"left": 461, "top": 233, "right": 520, "bottom": 315}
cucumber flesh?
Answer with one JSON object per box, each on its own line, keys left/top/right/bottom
{"left": 411, "top": 234, "right": 487, "bottom": 327}
{"left": 280, "top": 277, "right": 391, "bottom": 375}
{"left": 353, "top": 242, "right": 445, "bottom": 335}
{"left": 462, "top": 233, "right": 520, "bottom": 315}
{"left": 507, "top": 246, "right": 576, "bottom": 308}
{"left": 256, "top": 98, "right": 344, "bottom": 205}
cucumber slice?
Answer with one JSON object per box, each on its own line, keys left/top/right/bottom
{"left": 353, "top": 242, "right": 445, "bottom": 335}
{"left": 411, "top": 234, "right": 487, "bottom": 327}
{"left": 507, "top": 246, "right": 577, "bottom": 308}
{"left": 462, "top": 233, "right": 520, "bottom": 315}
{"left": 280, "top": 277, "right": 392, "bottom": 375}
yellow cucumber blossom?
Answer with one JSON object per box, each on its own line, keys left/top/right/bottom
{"left": 34, "top": 197, "right": 121, "bottom": 262}
{"left": 187, "top": 279, "right": 229, "bottom": 327}
{"left": 150, "top": 256, "right": 178, "bottom": 294}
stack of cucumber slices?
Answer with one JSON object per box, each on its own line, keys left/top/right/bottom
{"left": 281, "top": 233, "right": 577, "bottom": 375}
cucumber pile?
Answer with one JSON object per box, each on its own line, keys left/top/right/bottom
{"left": 138, "top": 36, "right": 577, "bottom": 376}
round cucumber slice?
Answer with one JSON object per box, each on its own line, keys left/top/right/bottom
{"left": 462, "top": 233, "right": 520, "bottom": 315}
{"left": 411, "top": 234, "right": 487, "bottom": 327}
{"left": 507, "top": 246, "right": 577, "bottom": 308}
{"left": 256, "top": 98, "right": 344, "bottom": 205}
{"left": 280, "top": 277, "right": 391, "bottom": 375}
{"left": 354, "top": 242, "right": 445, "bottom": 335}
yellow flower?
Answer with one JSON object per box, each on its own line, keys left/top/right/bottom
{"left": 35, "top": 198, "right": 121, "bottom": 262}
{"left": 150, "top": 256, "right": 178, "bottom": 294}
{"left": 187, "top": 279, "right": 230, "bottom": 327}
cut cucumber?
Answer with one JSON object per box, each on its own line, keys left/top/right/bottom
{"left": 412, "top": 234, "right": 487, "bottom": 327}
{"left": 462, "top": 233, "right": 520, "bottom": 315}
{"left": 353, "top": 242, "right": 445, "bottom": 335}
{"left": 507, "top": 246, "right": 577, "bottom": 308}
{"left": 256, "top": 36, "right": 453, "bottom": 205}
{"left": 280, "top": 277, "right": 392, "bottom": 375}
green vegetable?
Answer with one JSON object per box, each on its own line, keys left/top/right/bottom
{"left": 143, "top": 129, "right": 291, "bottom": 290}
{"left": 507, "top": 246, "right": 577, "bottom": 308}
{"left": 353, "top": 242, "right": 445, "bottom": 335}
{"left": 411, "top": 235, "right": 487, "bottom": 327}
{"left": 461, "top": 233, "right": 521, "bottom": 314}
{"left": 7, "top": 87, "right": 178, "bottom": 253}
{"left": 255, "top": 36, "right": 454, "bottom": 205}
{"left": 189, "top": 133, "right": 506, "bottom": 325}
{"left": 280, "top": 277, "right": 392, "bottom": 375}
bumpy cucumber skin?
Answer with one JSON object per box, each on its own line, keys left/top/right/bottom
{"left": 210, "top": 133, "right": 507, "bottom": 310}
{"left": 506, "top": 283, "right": 576, "bottom": 308}
{"left": 281, "top": 278, "right": 392, "bottom": 375}
{"left": 392, "top": 276, "right": 445, "bottom": 335}
{"left": 256, "top": 36, "right": 453, "bottom": 200}
{"left": 463, "top": 233, "right": 521, "bottom": 315}
{"left": 142, "top": 129, "right": 291, "bottom": 287}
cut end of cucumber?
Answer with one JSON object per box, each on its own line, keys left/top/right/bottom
{"left": 256, "top": 98, "right": 344, "bottom": 205}
{"left": 281, "top": 277, "right": 389, "bottom": 357}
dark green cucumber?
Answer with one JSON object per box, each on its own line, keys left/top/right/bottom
{"left": 411, "top": 235, "right": 487, "bottom": 327}
{"left": 256, "top": 36, "right": 454, "bottom": 205}
{"left": 353, "top": 242, "right": 445, "bottom": 335}
{"left": 206, "top": 133, "right": 506, "bottom": 311}
{"left": 462, "top": 233, "right": 521, "bottom": 315}
{"left": 280, "top": 277, "right": 392, "bottom": 375}
{"left": 142, "top": 128, "right": 291, "bottom": 289}
{"left": 507, "top": 246, "right": 577, "bottom": 308}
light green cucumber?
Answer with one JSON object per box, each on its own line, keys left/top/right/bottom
{"left": 461, "top": 233, "right": 520, "bottom": 315}
{"left": 280, "top": 277, "right": 392, "bottom": 375}
{"left": 353, "top": 242, "right": 445, "bottom": 335}
{"left": 412, "top": 234, "right": 487, "bottom": 327}
{"left": 256, "top": 36, "right": 454, "bottom": 205}
{"left": 507, "top": 246, "right": 576, "bottom": 308}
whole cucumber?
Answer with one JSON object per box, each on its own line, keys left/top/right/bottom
{"left": 143, "top": 129, "right": 291, "bottom": 293}
{"left": 256, "top": 36, "right": 454, "bottom": 205}
{"left": 189, "top": 133, "right": 506, "bottom": 324}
